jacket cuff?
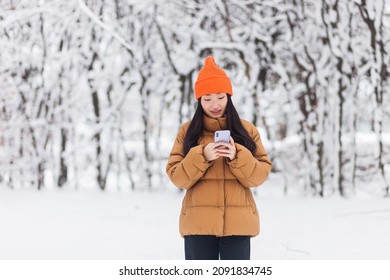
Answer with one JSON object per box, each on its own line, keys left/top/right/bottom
{"left": 227, "top": 143, "right": 253, "bottom": 167}
{"left": 189, "top": 145, "right": 213, "bottom": 172}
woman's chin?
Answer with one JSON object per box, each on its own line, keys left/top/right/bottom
{"left": 206, "top": 112, "right": 223, "bottom": 118}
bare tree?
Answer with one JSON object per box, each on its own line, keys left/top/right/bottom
{"left": 356, "top": 0, "right": 389, "bottom": 197}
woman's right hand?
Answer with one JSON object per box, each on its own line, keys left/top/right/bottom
{"left": 203, "top": 143, "right": 221, "bottom": 162}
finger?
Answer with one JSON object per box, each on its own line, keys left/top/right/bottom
{"left": 216, "top": 142, "right": 231, "bottom": 148}
{"left": 229, "top": 136, "right": 235, "bottom": 145}
{"left": 216, "top": 146, "right": 230, "bottom": 152}
{"left": 207, "top": 142, "right": 217, "bottom": 149}
{"left": 217, "top": 152, "right": 231, "bottom": 158}
{"left": 216, "top": 148, "right": 231, "bottom": 155}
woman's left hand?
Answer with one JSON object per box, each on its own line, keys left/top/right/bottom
{"left": 215, "top": 136, "right": 236, "bottom": 161}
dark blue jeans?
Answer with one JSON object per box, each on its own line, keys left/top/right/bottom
{"left": 184, "top": 235, "right": 250, "bottom": 260}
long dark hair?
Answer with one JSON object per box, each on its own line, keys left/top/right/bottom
{"left": 183, "top": 95, "right": 257, "bottom": 155}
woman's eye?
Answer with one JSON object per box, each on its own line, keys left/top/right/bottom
{"left": 204, "top": 99, "right": 211, "bottom": 101}
{"left": 218, "top": 97, "right": 225, "bottom": 100}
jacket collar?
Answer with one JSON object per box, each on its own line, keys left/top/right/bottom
{"left": 203, "top": 114, "right": 227, "bottom": 132}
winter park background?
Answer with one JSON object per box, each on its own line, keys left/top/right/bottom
{"left": 1, "top": 0, "right": 390, "bottom": 260}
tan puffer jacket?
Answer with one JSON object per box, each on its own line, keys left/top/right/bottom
{"left": 166, "top": 115, "right": 272, "bottom": 237}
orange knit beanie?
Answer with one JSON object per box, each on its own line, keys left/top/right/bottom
{"left": 194, "top": 56, "right": 233, "bottom": 100}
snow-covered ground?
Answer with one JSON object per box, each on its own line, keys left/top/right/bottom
{"left": 1, "top": 174, "right": 389, "bottom": 260}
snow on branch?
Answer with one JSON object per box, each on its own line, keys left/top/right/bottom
{"left": 77, "top": 0, "right": 135, "bottom": 58}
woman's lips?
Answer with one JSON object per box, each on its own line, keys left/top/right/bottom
{"left": 211, "top": 110, "right": 221, "bottom": 115}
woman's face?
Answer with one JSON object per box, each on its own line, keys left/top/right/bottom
{"left": 200, "top": 93, "right": 228, "bottom": 118}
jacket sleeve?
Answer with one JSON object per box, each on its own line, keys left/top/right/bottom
{"left": 166, "top": 124, "right": 212, "bottom": 190}
{"left": 227, "top": 124, "right": 272, "bottom": 188}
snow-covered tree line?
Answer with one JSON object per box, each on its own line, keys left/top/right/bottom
{"left": 0, "top": 0, "right": 389, "bottom": 196}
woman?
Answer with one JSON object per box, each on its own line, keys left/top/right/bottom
{"left": 166, "top": 56, "right": 272, "bottom": 260}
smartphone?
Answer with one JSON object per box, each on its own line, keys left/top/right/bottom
{"left": 214, "top": 130, "right": 231, "bottom": 144}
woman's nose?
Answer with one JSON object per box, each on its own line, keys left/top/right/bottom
{"left": 210, "top": 101, "right": 219, "bottom": 108}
